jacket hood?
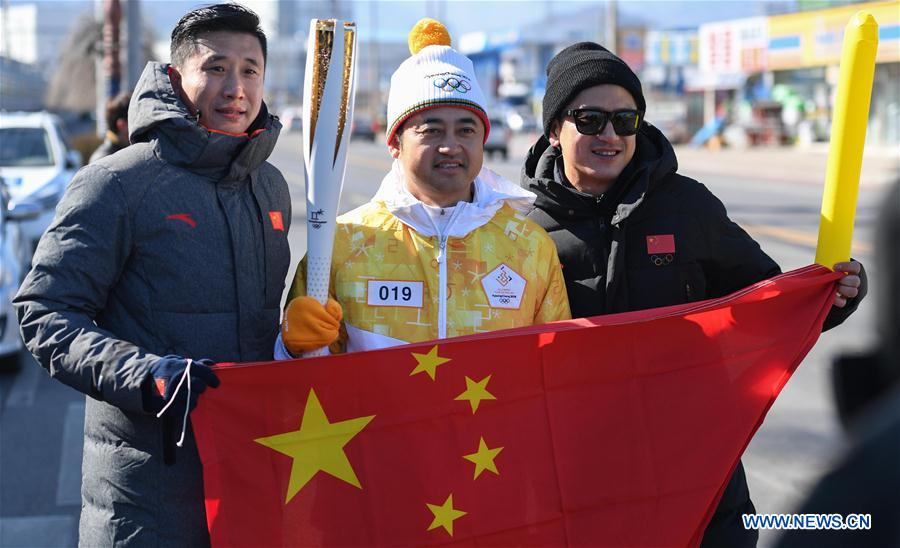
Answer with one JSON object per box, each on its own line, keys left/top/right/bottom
{"left": 128, "top": 62, "right": 281, "bottom": 181}
{"left": 521, "top": 122, "right": 678, "bottom": 225}
{"left": 373, "top": 160, "right": 536, "bottom": 237}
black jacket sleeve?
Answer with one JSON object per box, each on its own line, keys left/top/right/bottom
{"left": 695, "top": 183, "right": 866, "bottom": 332}
{"left": 695, "top": 184, "right": 781, "bottom": 298}
{"left": 13, "top": 164, "right": 159, "bottom": 413}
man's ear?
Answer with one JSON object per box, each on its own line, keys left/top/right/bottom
{"left": 168, "top": 65, "right": 182, "bottom": 91}
{"left": 548, "top": 121, "right": 562, "bottom": 148}
{"left": 167, "top": 66, "right": 196, "bottom": 116}
{"left": 388, "top": 134, "right": 402, "bottom": 159}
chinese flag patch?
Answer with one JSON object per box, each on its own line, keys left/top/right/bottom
{"left": 646, "top": 234, "right": 676, "bottom": 254}
{"left": 155, "top": 378, "right": 167, "bottom": 396}
{"left": 268, "top": 211, "right": 284, "bottom": 232}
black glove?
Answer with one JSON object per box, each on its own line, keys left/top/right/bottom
{"left": 143, "top": 355, "right": 220, "bottom": 414}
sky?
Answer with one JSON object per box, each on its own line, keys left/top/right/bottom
{"left": 4, "top": 0, "right": 806, "bottom": 47}
{"left": 133, "top": 0, "right": 795, "bottom": 43}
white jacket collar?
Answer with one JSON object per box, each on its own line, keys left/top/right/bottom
{"left": 372, "top": 160, "right": 536, "bottom": 237}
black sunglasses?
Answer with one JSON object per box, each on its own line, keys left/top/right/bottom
{"left": 565, "top": 108, "right": 644, "bottom": 136}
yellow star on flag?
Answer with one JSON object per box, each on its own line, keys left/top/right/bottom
{"left": 426, "top": 494, "right": 467, "bottom": 536}
{"left": 455, "top": 375, "right": 496, "bottom": 413}
{"left": 410, "top": 345, "right": 451, "bottom": 380}
{"left": 463, "top": 437, "right": 504, "bottom": 479}
{"left": 254, "top": 388, "right": 375, "bottom": 504}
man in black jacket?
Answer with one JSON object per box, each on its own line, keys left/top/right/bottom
{"left": 521, "top": 42, "right": 866, "bottom": 547}
{"left": 15, "top": 4, "right": 290, "bottom": 546}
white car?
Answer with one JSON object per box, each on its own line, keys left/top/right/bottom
{"left": 484, "top": 117, "right": 511, "bottom": 160}
{"left": 0, "top": 111, "right": 82, "bottom": 246}
{"left": 278, "top": 105, "right": 303, "bottom": 132}
{"left": 0, "top": 178, "right": 41, "bottom": 369}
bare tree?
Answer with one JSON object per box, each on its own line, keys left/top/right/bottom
{"left": 44, "top": 14, "right": 100, "bottom": 112}
{"left": 45, "top": 13, "right": 155, "bottom": 113}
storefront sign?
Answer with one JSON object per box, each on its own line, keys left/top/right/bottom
{"left": 767, "top": 0, "right": 899, "bottom": 70}
{"left": 645, "top": 29, "right": 698, "bottom": 68}
{"left": 699, "top": 17, "right": 768, "bottom": 75}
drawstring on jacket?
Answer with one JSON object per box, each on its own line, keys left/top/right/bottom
{"left": 155, "top": 359, "right": 193, "bottom": 447}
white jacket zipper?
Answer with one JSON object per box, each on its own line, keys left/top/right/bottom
{"left": 437, "top": 236, "right": 448, "bottom": 338}
{"left": 432, "top": 206, "right": 463, "bottom": 339}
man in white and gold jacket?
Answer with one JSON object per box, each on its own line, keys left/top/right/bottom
{"left": 277, "top": 19, "right": 570, "bottom": 357}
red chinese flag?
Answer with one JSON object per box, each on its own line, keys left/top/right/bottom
{"left": 647, "top": 234, "right": 676, "bottom": 254}
{"left": 192, "top": 265, "right": 839, "bottom": 546}
{"left": 268, "top": 211, "right": 285, "bottom": 232}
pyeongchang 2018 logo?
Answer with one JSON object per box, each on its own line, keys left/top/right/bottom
{"left": 308, "top": 208, "right": 326, "bottom": 230}
{"left": 481, "top": 264, "right": 525, "bottom": 310}
{"left": 430, "top": 73, "right": 472, "bottom": 94}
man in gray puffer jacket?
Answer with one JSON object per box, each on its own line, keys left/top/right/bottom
{"left": 14, "top": 4, "right": 290, "bottom": 546}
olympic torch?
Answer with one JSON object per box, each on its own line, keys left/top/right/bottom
{"left": 302, "top": 20, "right": 357, "bottom": 357}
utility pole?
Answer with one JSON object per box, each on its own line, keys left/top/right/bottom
{"left": 126, "top": 0, "right": 141, "bottom": 90}
{"left": 605, "top": 0, "right": 617, "bottom": 53}
{"left": 104, "top": 0, "right": 122, "bottom": 96}
{"left": 95, "top": 0, "right": 123, "bottom": 137}
{"left": 1, "top": 0, "right": 10, "bottom": 59}
{"left": 369, "top": 0, "right": 380, "bottom": 115}
{"left": 95, "top": 0, "right": 106, "bottom": 137}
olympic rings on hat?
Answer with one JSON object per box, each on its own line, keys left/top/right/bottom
{"left": 433, "top": 77, "right": 471, "bottom": 93}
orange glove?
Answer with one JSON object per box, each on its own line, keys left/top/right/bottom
{"left": 281, "top": 296, "right": 343, "bottom": 355}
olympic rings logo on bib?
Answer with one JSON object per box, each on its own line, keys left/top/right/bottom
{"left": 433, "top": 77, "right": 471, "bottom": 93}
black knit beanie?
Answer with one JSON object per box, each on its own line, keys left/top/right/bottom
{"left": 542, "top": 42, "right": 646, "bottom": 137}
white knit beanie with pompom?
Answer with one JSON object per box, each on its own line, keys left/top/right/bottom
{"left": 385, "top": 18, "right": 490, "bottom": 144}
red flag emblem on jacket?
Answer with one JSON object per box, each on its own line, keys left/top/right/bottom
{"left": 269, "top": 211, "right": 284, "bottom": 232}
{"left": 192, "top": 265, "right": 839, "bottom": 547}
{"left": 647, "top": 234, "right": 676, "bottom": 254}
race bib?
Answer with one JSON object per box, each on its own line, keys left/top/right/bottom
{"left": 367, "top": 280, "right": 424, "bottom": 308}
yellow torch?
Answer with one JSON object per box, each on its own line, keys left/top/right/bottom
{"left": 302, "top": 20, "right": 357, "bottom": 357}
{"left": 815, "top": 11, "right": 879, "bottom": 269}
